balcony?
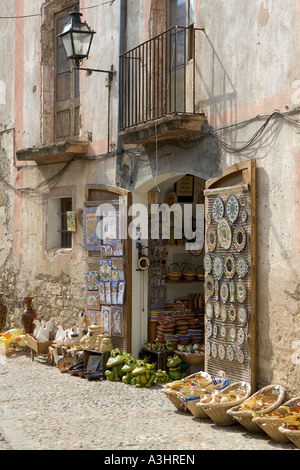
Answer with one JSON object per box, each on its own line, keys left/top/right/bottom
{"left": 119, "top": 26, "right": 205, "bottom": 146}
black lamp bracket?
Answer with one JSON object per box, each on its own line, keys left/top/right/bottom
{"left": 72, "top": 63, "right": 116, "bottom": 83}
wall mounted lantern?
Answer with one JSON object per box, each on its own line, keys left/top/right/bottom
{"left": 58, "top": 11, "right": 115, "bottom": 83}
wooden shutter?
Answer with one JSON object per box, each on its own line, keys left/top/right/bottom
{"left": 203, "top": 160, "right": 257, "bottom": 390}
{"left": 83, "top": 186, "right": 132, "bottom": 353}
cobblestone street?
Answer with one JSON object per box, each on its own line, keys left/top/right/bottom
{"left": 0, "top": 352, "right": 297, "bottom": 453}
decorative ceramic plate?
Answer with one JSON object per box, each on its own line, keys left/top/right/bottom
{"left": 240, "top": 209, "right": 248, "bottom": 222}
{"left": 206, "top": 341, "right": 211, "bottom": 356}
{"left": 229, "top": 280, "right": 236, "bottom": 302}
{"left": 217, "top": 218, "right": 232, "bottom": 250}
{"left": 224, "top": 253, "right": 236, "bottom": 279}
{"left": 236, "top": 256, "right": 248, "bottom": 278}
{"left": 233, "top": 225, "right": 247, "bottom": 252}
{"left": 237, "top": 328, "right": 245, "bottom": 345}
{"left": 226, "top": 345, "right": 235, "bottom": 362}
{"left": 214, "top": 300, "right": 221, "bottom": 318}
{"left": 206, "top": 300, "right": 214, "bottom": 319}
{"left": 218, "top": 343, "right": 226, "bottom": 360}
{"left": 229, "top": 325, "right": 237, "bottom": 342}
{"left": 206, "top": 225, "right": 217, "bottom": 252}
{"left": 207, "top": 213, "right": 212, "bottom": 225}
{"left": 239, "top": 194, "right": 247, "bottom": 207}
{"left": 57, "top": 357, "right": 75, "bottom": 371}
{"left": 206, "top": 321, "right": 213, "bottom": 338}
{"left": 213, "top": 323, "right": 218, "bottom": 338}
{"left": 204, "top": 253, "right": 212, "bottom": 273}
{"left": 220, "top": 304, "right": 227, "bottom": 321}
{"left": 236, "top": 279, "right": 247, "bottom": 303}
{"left": 220, "top": 325, "right": 227, "bottom": 339}
{"left": 212, "top": 196, "right": 225, "bottom": 223}
{"left": 220, "top": 281, "right": 229, "bottom": 303}
{"left": 237, "top": 305, "right": 248, "bottom": 325}
{"left": 211, "top": 342, "right": 218, "bottom": 358}
{"left": 235, "top": 348, "right": 245, "bottom": 364}
{"left": 228, "top": 304, "right": 237, "bottom": 322}
{"left": 212, "top": 254, "right": 223, "bottom": 280}
{"left": 214, "top": 280, "right": 219, "bottom": 300}
{"left": 226, "top": 194, "right": 240, "bottom": 223}
{"left": 205, "top": 276, "right": 214, "bottom": 298}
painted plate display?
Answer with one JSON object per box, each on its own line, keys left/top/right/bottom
{"left": 239, "top": 194, "right": 247, "bottom": 207}
{"left": 240, "top": 209, "right": 248, "bottom": 222}
{"left": 236, "top": 279, "right": 247, "bottom": 303}
{"left": 237, "top": 328, "right": 246, "bottom": 345}
{"left": 218, "top": 343, "right": 226, "bottom": 360}
{"left": 229, "top": 280, "right": 235, "bottom": 302}
{"left": 235, "top": 348, "right": 245, "bottom": 364}
{"left": 228, "top": 304, "right": 237, "bottom": 322}
{"left": 206, "top": 321, "right": 213, "bottom": 338}
{"left": 237, "top": 305, "right": 248, "bottom": 325}
{"left": 212, "top": 254, "right": 223, "bottom": 280}
{"left": 217, "top": 218, "right": 232, "bottom": 250}
{"left": 206, "top": 341, "right": 211, "bottom": 356}
{"left": 220, "top": 325, "right": 227, "bottom": 339}
{"left": 206, "top": 225, "right": 217, "bottom": 252}
{"left": 220, "top": 281, "right": 229, "bottom": 303}
{"left": 204, "top": 253, "right": 212, "bottom": 273}
{"left": 226, "top": 194, "right": 240, "bottom": 223}
{"left": 213, "top": 323, "right": 218, "bottom": 338}
{"left": 206, "top": 300, "right": 214, "bottom": 319}
{"left": 236, "top": 256, "right": 248, "bottom": 278}
{"left": 226, "top": 345, "right": 235, "bottom": 362}
{"left": 211, "top": 342, "right": 218, "bottom": 358}
{"left": 214, "top": 300, "right": 221, "bottom": 318}
{"left": 212, "top": 196, "right": 225, "bottom": 223}
{"left": 229, "top": 325, "right": 237, "bottom": 342}
{"left": 233, "top": 225, "right": 247, "bottom": 252}
{"left": 205, "top": 276, "right": 214, "bottom": 298}
{"left": 220, "top": 304, "right": 227, "bottom": 321}
{"left": 224, "top": 253, "right": 236, "bottom": 279}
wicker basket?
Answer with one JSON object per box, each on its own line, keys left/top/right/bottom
{"left": 162, "top": 371, "right": 211, "bottom": 412}
{"left": 167, "top": 263, "right": 182, "bottom": 282}
{"left": 196, "top": 382, "right": 252, "bottom": 426}
{"left": 227, "top": 385, "right": 286, "bottom": 433}
{"left": 278, "top": 426, "right": 300, "bottom": 448}
{"left": 252, "top": 397, "right": 300, "bottom": 443}
{"left": 196, "top": 266, "right": 205, "bottom": 281}
{"left": 183, "top": 263, "right": 196, "bottom": 281}
{"left": 176, "top": 351, "right": 204, "bottom": 365}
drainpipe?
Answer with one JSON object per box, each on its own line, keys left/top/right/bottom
{"left": 116, "top": 0, "right": 127, "bottom": 182}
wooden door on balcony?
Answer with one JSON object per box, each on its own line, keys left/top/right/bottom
{"left": 203, "top": 160, "right": 257, "bottom": 390}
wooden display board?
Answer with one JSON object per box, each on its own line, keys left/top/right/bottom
{"left": 203, "top": 160, "right": 257, "bottom": 390}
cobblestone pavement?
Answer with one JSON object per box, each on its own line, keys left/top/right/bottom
{"left": 0, "top": 352, "right": 297, "bottom": 452}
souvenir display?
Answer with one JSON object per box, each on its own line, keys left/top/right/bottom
{"left": 218, "top": 343, "right": 226, "bottom": 360}
{"left": 84, "top": 272, "right": 99, "bottom": 291}
{"left": 237, "top": 305, "right": 248, "bottom": 325}
{"left": 236, "top": 279, "right": 247, "bottom": 303}
{"left": 233, "top": 225, "right": 247, "bottom": 252}
{"left": 236, "top": 256, "right": 248, "bottom": 278}
{"left": 217, "top": 218, "right": 232, "bottom": 250}
{"left": 117, "top": 281, "right": 126, "bottom": 305}
{"left": 83, "top": 208, "right": 101, "bottom": 250}
{"left": 220, "top": 281, "right": 229, "bottom": 303}
{"left": 226, "top": 194, "right": 240, "bottom": 223}
{"left": 228, "top": 304, "right": 237, "bottom": 322}
{"left": 99, "top": 259, "right": 112, "bottom": 282}
{"left": 206, "top": 300, "right": 214, "bottom": 319}
{"left": 229, "top": 325, "right": 237, "bottom": 342}
{"left": 224, "top": 253, "right": 236, "bottom": 279}
{"left": 85, "top": 291, "right": 100, "bottom": 310}
{"left": 211, "top": 342, "right": 218, "bottom": 358}
{"left": 105, "top": 282, "right": 111, "bottom": 304}
{"left": 239, "top": 194, "right": 247, "bottom": 206}
{"left": 240, "top": 209, "right": 248, "bottom": 222}
{"left": 212, "top": 254, "right": 223, "bottom": 280}
{"left": 212, "top": 196, "right": 225, "bottom": 223}
{"left": 206, "top": 321, "right": 213, "bottom": 338}
{"left": 101, "top": 306, "right": 111, "bottom": 335}
{"left": 206, "top": 225, "right": 217, "bottom": 252}
{"left": 214, "top": 300, "right": 221, "bottom": 318}
{"left": 205, "top": 276, "right": 214, "bottom": 298}
{"left": 220, "top": 325, "right": 227, "bottom": 339}
{"left": 99, "top": 282, "right": 105, "bottom": 303}
{"left": 220, "top": 304, "right": 227, "bottom": 321}
{"left": 111, "top": 306, "right": 124, "bottom": 336}
{"left": 213, "top": 323, "right": 218, "bottom": 338}
{"left": 206, "top": 341, "right": 211, "bottom": 356}
{"left": 111, "top": 281, "right": 118, "bottom": 305}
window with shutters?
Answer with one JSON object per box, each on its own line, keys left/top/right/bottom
{"left": 55, "top": 9, "right": 80, "bottom": 141}
{"left": 47, "top": 196, "right": 73, "bottom": 250}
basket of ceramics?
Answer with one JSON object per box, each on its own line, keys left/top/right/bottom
{"left": 226, "top": 384, "right": 286, "bottom": 433}
{"left": 195, "top": 382, "right": 252, "bottom": 426}
{"left": 251, "top": 396, "right": 300, "bottom": 444}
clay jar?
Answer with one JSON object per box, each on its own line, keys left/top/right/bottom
{"left": 22, "top": 297, "right": 36, "bottom": 334}
{"left": 0, "top": 293, "right": 7, "bottom": 333}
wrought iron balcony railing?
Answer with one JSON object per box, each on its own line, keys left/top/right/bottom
{"left": 119, "top": 26, "right": 203, "bottom": 132}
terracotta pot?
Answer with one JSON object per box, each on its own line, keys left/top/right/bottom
{"left": 22, "top": 297, "right": 35, "bottom": 334}
{"left": 0, "top": 293, "right": 7, "bottom": 333}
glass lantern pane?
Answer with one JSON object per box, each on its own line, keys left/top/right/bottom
{"left": 61, "top": 33, "right": 74, "bottom": 58}
{"left": 72, "top": 32, "right": 92, "bottom": 57}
